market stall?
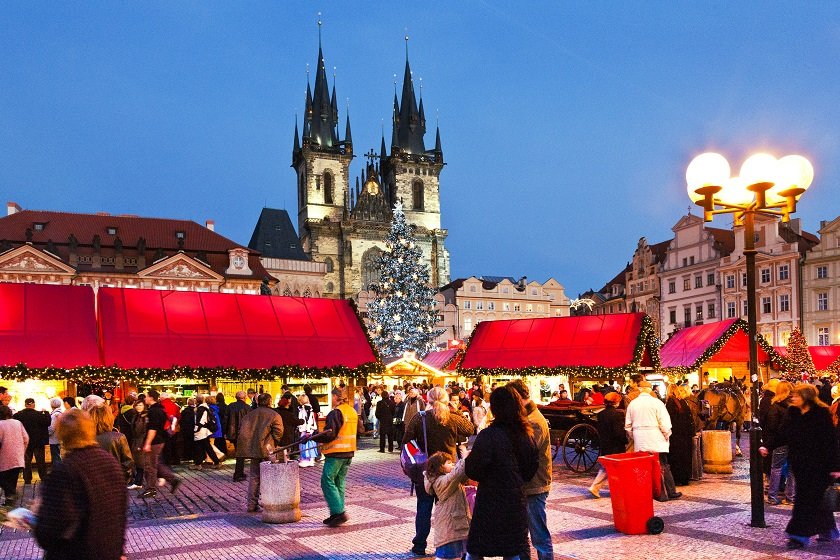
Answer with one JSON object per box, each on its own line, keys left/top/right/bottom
{"left": 659, "top": 319, "right": 781, "bottom": 387}
{"left": 772, "top": 345, "right": 840, "bottom": 377}
{"left": 459, "top": 312, "right": 661, "bottom": 402}
{"left": 0, "top": 283, "right": 100, "bottom": 409}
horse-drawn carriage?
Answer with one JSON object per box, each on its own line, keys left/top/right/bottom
{"left": 538, "top": 402, "right": 603, "bottom": 473}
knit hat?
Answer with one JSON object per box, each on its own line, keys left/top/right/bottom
{"left": 604, "top": 392, "right": 622, "bottom": 405}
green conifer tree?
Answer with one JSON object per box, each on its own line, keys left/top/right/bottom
{"left": 784, "top": 326, "right": 815, "bottom": 380}
{"left": 367, "top": 201, "right": 444, "bottom": 357}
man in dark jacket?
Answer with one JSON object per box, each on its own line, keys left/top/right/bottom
{"left": 589, "top": 392, "right": 628, "bottom": 497}
{"left": 226, "top": 391, "right": 251, "bottom": 482}
{"left": 758, "top": 378, "right": 779, "bottom": 480}
{"left": 140, "top": 390, "right": 182, "bottom": 499}
{"left": 304, "top": 384, "right": 321, "bottom": 416}
{"left": 13, "top": 398, "right": 50, "bottom": 484}
{"left": 375, "top": 392, "right": 395, "bottom": 453}
{"left": 236, "top": 393, "right": 283, "bottom": 512}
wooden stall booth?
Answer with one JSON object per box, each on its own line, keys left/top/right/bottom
{"left": 658, "top": 319, "right": 781, "bottom": 389}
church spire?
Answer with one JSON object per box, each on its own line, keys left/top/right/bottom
{"left": 307, "top": 18, "right": 339, "bottom": 149}
{"left": 394, "top": 35, "right": 426, "bottom": 155}
{"left": 434, "top": 124, "right": 443, "bottom": 163}
{"left": 293, "top": 116, "right": 300, "bottom": 155}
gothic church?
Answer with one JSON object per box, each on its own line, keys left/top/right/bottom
{"left": 291, "top": 35, "right": 450, "bottom": 299}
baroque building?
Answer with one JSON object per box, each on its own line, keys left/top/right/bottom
{"left": 0, "top": 202, "right": 270, "bottom": 293}
{"left": 292, "top": 36, "right": 450, "bottom": 299}
{"left": 440, "top": 276, "right": 571, "bottom": 339}
{"left": 659, "top": 213, "right": 734, "bottom": 338}
{"left": 718, "top": 215, "right": 817, "bottom": 346}
{"left": 624, "top": 237, "right": 670, "bottom": 338}
{"left": 802, "top": 216, "right": 840, "bottom": 346}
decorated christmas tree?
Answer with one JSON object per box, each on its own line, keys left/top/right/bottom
{"left": 784, "top": 327, "right": 815, "bottom": 380}
{"left": 367, "top": 201, "right": 444, "bottom": 357}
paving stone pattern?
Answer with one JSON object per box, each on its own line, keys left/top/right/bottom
{"left": 1, "top": 436, "right": 838, "bottom": 559}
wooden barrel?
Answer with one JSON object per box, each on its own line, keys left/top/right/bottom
{"left": 259, "top": 460, "right": 302, "bottom": 523}
{"left": 701, "top": 430, "right": 733, "bottom": 474}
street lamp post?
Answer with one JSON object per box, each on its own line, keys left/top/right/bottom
{"left": 686, "top": 152, "right": 814, "bottom": 529}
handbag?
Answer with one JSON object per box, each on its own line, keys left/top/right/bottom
{"left": 400, "top": 411, "right": 429, "bottom": 485}
{"left": 822, "top": 483, "right": 840, "bottom": 512}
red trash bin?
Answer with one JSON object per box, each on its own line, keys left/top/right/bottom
{"left": 597, "top": 451, "right": 664, "bottom": 535}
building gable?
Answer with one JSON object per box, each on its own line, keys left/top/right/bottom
{"left": 139, "top": 253, "right": 222, "bottom": 281}
{"left": 0, "top": 245, "right": 76, "bottom": 275}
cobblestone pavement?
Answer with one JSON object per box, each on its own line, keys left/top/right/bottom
{"left": 1, "top": 435, "right": 838, "bottom": 560}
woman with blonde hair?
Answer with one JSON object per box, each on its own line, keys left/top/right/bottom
{"left": 88, "top": 401, "right": 134, "bottom": 486}
{"left": 784, "top": 384, "right": 840, "bottom": 548}
{"left": 34, "top": 408, "right": 128, "bottom": 560}
{"left": 403, "top": 386, "right": 474, "bottom": 557}
{"left": 759, "top": 381, "right": 795, "bottom": 505}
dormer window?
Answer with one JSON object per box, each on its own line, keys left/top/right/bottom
{"left": 175, "top": 231, "right": 185, "bottom": 240}
{"left": 107, "top": 227, "right": 117, "bottom": 235}
{"left": 33, "top": 223, "right": 46, "bottom": 231}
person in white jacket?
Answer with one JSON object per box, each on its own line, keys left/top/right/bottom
{"left": 625, "top": 380, "right": 681, "bottom": 500}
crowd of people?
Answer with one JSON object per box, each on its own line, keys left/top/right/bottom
{"left": 0, "top": 375, "right": 838, "bottom": 558}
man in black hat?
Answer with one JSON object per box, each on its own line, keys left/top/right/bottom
{"left": 13, "top": 398, "right": 50, "bottom": 483}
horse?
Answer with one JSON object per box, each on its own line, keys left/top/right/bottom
{"left": 688, "top": 377, "right": 748, "bottom": 457}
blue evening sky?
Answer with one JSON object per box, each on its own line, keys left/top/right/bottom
{"left": 2, "top": 2, "right": 840, "bottom": 296}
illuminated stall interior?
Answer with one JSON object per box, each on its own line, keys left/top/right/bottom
{"left": 659, "top": 318, "right": 781, "bottom": 388}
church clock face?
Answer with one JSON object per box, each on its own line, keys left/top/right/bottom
{"left": 365, "top": 181, "right": 379, "bottom": 196}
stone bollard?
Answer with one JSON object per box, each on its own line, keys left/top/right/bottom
{"left": 259, "top": 460, "right": 301, "bottom": 523}
{"left": 701, "top": 430, "right": 733, "bottom": 474}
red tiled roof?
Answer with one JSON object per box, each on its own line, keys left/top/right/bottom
{"left": 707, "top": 226, "right": 735, "bottom": 255}
{"left": 0, "top": 209, "right": 270, "bottom": 280}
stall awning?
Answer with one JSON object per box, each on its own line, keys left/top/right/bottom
{"left": 423, "top": 349, "right": 459, "bottom": 372}
{"left": 659, "top": 319, "right": 779, "bottom": 372}
{"left": 97, "top": 288, "right": 378, "bottom": 371}
{"left": 774, "top": 345, "right": 840, "bottom": 371}
{"left": 0, "top": 283, "right": 100, "bottom": 368}
{"left": 459, "top": 313, "right": 658, "bottom": 376}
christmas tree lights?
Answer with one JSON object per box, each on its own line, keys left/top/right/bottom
{"left": 367, "top": 201, "right": 444, "bottom": 357}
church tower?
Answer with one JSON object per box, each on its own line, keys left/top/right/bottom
{"left": 290, "top": 30, "right": 449, "bottom": 298}
{"left": 380, "top": 39, "right": 450, "bottom": 287}
{"left": 292, "top": 25, "right": 353, "bottom": 256}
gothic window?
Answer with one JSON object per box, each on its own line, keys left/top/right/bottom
{"left": 298, "top": 171, "right": 306, "bottom": 207}
{"left": 324, "top": 171, "right": 334, "bottom": 204}
{"left": 324, "top": 257, "right": 334, "bottom": 273}
{"left": 412, "top": 180, "right": 424, "bottom": 211}
{"left": 361, "top": 247, "right": 384, "bottom": 291}
{"left": 283, "top": 286, "right": 292, "bottom": 297}
{"left": 303, "top": 287, "right": 312, "bottom": 298}
{"left": 294, "top": 290, "right": 300, "bottom": 297}
{"left": 326, "top": 282, "right": 334, "bottom": 293}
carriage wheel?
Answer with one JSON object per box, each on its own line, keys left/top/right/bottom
{"left": 562, "top": 423, "right": 600, "bottom": 473}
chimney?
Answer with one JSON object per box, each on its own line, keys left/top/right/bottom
{"left": 205, "top": 219, "right": 215, "bottom": 232}
{"left": 7, "top": 202, "right": 21, "bottom": 216}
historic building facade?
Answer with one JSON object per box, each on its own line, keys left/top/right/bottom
{"left": 624, "top": 237, "right": 670, "bottom": 338}
{"left": 659, "top": 214, "right": 734, "bottom": 339}
{"left": 0, "top": 202, "right": 270, "bottom": 293}
{"left": 802, "top": 216, "right": 840, "bottom": 346}
{"left": 292, "top": 38, "right": 450, "bottom": 299}
{"left": 440, "top": 276, "right": 571, "bottom": 339}
{"left": 717, "top": 216, "right": 817, "bottom": 346}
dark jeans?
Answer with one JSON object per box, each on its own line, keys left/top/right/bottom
{"left": 229, "top": 441, "right": 245, "bottom": 479}
{"left": 163, "top": 431, "right": 180, "bottom": 465}
{"left": 194, "top": 437, "right": 220, "bottom": 465}
{"left": 413, "top": 479, "right": 434, "bottom": 552}
{"left": 214, "top": 436, "right": 228, "bottom": 457}
{"left": 23, "top": 444, "right": 47, "bottom": 483}
{"left": 143, "top": 442, "right": 176, "bottom": 492}
{"left": 379, "top": 429, "right": 394, "bottom": 452}
{"left": 0, "top": 468, "right": 22, "bottom": 497}
{"left": 49, "top": 443, "right": 61, "bottom": 465}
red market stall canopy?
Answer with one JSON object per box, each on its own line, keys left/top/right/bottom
{"left": 97, "top": 288, "right": 380, "bottom": 375}
{"left": 0, "top": 283, "right": 100, "bottom": 369}
{"left": 774, "top": 345, "right": 840, "bottom": 372}
{"left": 658, "top": 319, "right": 781, "bottom": 374}
{"left": 459, "top": 313, "right": 659, "bottom": 378}
{"left": 422, "top": 349, "right": 460, "bottom": 372}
